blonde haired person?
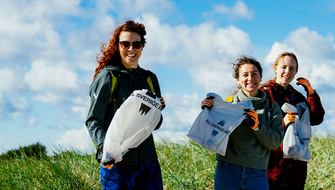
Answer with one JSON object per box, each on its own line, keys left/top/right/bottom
{"left": 260, "top": 52, "right": 325, "bottom": 189}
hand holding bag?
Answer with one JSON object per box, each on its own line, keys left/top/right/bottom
{"left": 187, "top": 92, "right": 253, "bottom": 156}
{"left": 101, "top": 89, "right": 163, "bottom": 164}
{"left": 282, "top": 102, "right": 311, "bottom": 161}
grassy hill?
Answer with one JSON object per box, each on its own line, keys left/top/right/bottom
{"left": 0, "top": 136, "right": 334, "bottom": 189}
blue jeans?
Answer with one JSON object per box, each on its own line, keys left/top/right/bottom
{"left": 100, "top": 159, "right": 163, "bottom": 190}
{"left": 214, "top": 161, "right": 269, "bottom": 190}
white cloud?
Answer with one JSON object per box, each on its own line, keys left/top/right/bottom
{"left": 13, "top": 112, "right": 22, "bottom": 119}
{"left": 10, "top": 97, "right": 31, "bottom": 119}
{"left": 28, "top": 118, "right": 37, "bottom": 127}
{"left": 0, "top": 4, "right": 64, "bottom": 63}
{"left": 73, "top": 96, "right": 90, "bottom": 106}
{"left": 138, "top": 14, "right": 252, "bottom": 95}
{"left": 0, "top": 67, "right": 25, "bottom": 93}
{"left": 56, "top": 126, "right": 94, "bottom": 152}
{"left": 264, "top": 27, "right": 335, "bottom": 88}
{"left": 72, "top": 97, "right": 90, "bottom": 120}
{"left": 190, "top": 67, "right": 237, "bottom": 97}
{"left": 0, "top": 93, "right": 31, "bottom": 120}
{"left": 72, "top": 106, "right": 89, "bottom": 121}
{"left": 32, "top": 92, "right": 64, "bottom": 104}
{"left": 140, "top": 15, "right": 252, "bottom": 69}
{"left": 0, "top": 0, "right": 97, "bottom": 69}
{"left": 161, "top": 92, "right": 201, "bottom": 131}
{"left": 14, "top": 97, "right": 31, "bottom": 112}
{"left": 204, "top": 0, "right": 254, "bottom": 20}
{"left": 264, "top": 27, "right": 335, "bottom": 135}
{"left": 24, "top": 59, "right": 80, "bottom": 93}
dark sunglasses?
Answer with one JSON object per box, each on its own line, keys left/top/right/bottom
{"left": 119, "top": 41, "right": 143, "bottom": 49}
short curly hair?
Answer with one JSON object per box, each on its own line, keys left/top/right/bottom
{"left": 231, "top": 55, "right": 263, "bottom": 79}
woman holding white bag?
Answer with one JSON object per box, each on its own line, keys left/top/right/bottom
{"left": 260, "top": 52, "right": 325, "bottom": 189}
{"left": 85, "top": 20, "right": 165, "bottom": 190}
{"left": 201, "top": 55, "right": 284, "bottom": 189}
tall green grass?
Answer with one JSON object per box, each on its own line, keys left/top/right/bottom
{"left": 1, "top": 136, "right": 334, "bottom": 189}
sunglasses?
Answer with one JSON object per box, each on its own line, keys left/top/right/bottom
{"left": 119, "top": 41, "right": 143, "bottom": 49}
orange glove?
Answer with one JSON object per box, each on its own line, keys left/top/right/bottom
{"left": 284, "top": 112, "right": 298, "bottom": 127}
{"left": 160, "top": 96, "right": 166, "bottom": 110}
{"left": 297, "top": 77, "right": 315, "bottom": 94}
{"left": 101, "top": 159, "right": 115, "bottom": 169}
{"left": 201, "top": 96, "right": 214, "bottom": 109}
{"left": 244, "top": 109, "right": 259, "bottom": 130}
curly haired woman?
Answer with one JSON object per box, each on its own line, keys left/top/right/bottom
{"left": 85, "top": 20, "right": 165, "bottom": 190}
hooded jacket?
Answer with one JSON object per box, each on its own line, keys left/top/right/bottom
{"left": 261, "top": 80, "right": 325, "bottom": 188}
{"left": 216, "top": 89, "right": 284, "bottom": 170}
{"left": 85, "top": 65, "right": 162, "bottom": 165}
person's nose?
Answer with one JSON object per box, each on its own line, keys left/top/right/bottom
{"left": 284, "top": 68, "right": 290, "bottom": 74}
{"left": 127, "top": 43, "right": 134, "bottom": 50}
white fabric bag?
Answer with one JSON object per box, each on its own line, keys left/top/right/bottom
{"left": 101, "top": 89, "right": 162, "bottom": 164}
{"left": 282, "top": 102, "right": 311, "bottom": 161}
{"left": 187, "top": 92, "right": 253, "bottom": 156}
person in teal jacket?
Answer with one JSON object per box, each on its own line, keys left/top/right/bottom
{"left": 201, "top": 56, "right": 284, "bottom": 189}
{"left": 85, "top": 20, "right": 165, "bottom": 190}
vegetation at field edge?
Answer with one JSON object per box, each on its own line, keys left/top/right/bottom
{"left": 0, "top": 136, "right": 334, "bottom": 189}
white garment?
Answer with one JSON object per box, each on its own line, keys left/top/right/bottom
{"left": 282, "top": 102, "right": 311, "bottom": 161}
{"left": 101, "top": 89, "right": 162, "bottom": 164}
{"left": 187, "top": 92, "right": 253, "bottom": 156}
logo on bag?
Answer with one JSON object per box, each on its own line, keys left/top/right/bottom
{"left": 211, "top": 130, "right": 219, "bottom": 137}
{"left": 206, "top": 119, "right": 230, "bottom": 134}
{"left": 139, "top": 103, "right": 151, "bottom": 115}
{"left": 132, "top": 91, "right": 161, "bottom": 110}
{"left": 217, "top": 120, "right": 225, "bottom": 127}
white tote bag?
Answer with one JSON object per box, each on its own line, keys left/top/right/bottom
{"left": 101, "top": 89, "right": 163, "bottom": 164}
{"left": 187, "top": 92, "right": 253, "bottom": 156}
{"left": 282, "top": 102, "right": 311, "bottom": 161}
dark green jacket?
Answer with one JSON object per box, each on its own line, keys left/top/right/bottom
{"left": 85, "top": 65, "right": 162, "bottom": 165}
{"left": 216, "top": 89, "right": 284, "bottom": 170}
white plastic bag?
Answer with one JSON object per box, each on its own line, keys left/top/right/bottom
{"left": 187, "top": 92, "right": 253, "bottom": 156}
{"left": 282, "top": 102, "right": 311, "bottom": 161}
{"left": 101, "top": 89, "right": 163, "bottom": 164}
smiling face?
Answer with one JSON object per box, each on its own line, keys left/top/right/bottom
{"left": 275, "top": 55, "right": 297, "bottom": 89}
{"left": 237, "top": 63, "right": 262, "bottom": 97}
{"left": 118, "top": 31, "right": 143, "bottom": 69}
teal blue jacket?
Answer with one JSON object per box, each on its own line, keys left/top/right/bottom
{"left": 216, "top": 89, "right": 284, "bottom": 170}
{"left": 85, "top": 65, "right": 162, "bottom": 165}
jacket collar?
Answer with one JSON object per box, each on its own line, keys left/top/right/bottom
{"left": 236, "top": 89, "right": 266, "bottom": 106}
{"left": 267, "top": 80, "right": 295, "bottom": 93}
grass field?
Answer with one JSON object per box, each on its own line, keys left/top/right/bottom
{"left": 0, "top": 136, "right": 334, "bottom": 189}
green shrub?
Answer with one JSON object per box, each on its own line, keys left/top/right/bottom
{"left": 0, "top": 142, "right": 47, "bottom": 160}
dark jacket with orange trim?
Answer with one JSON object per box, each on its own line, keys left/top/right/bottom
{"left": 260, "top": 80, "right": 325, "bottom": 188}
{"left": 85, "top": 65, "right": 163, "bottom": 165}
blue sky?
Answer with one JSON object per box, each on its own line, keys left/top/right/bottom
{"left": 1, "top": 0, "right": 335, "bottom": 155}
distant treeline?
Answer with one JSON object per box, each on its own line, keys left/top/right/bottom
{"left": 0, "top": 142, "right": 47, "bottom": 160}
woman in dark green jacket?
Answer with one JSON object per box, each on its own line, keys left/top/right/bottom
{"left": 85, "top": 20, "right": 165, "bottom": 190}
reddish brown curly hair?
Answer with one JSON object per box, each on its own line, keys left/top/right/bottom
{"left": 93, "top": 20, "right": 147, "bottom": 79}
